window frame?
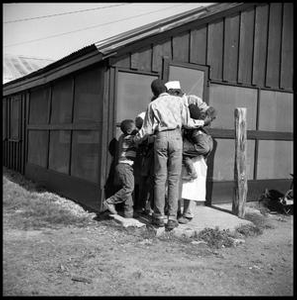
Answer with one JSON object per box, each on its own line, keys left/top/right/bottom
{"left": 162, "top": 59, "right": 210, "bottom": 102}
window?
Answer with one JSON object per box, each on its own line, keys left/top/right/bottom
{"left": 259, "top": 90, "right": 293, "bottom": 132}
{"left": 27, "top": 130, "right": 48, "bottom": 167}
{"left": 257, "top": 140, "right": 293, "bottom": 179}
{"left": 168, "top": 65, "right": 207, "bottom": 99}
{"left": 73, "top": 67, "right": 101, "bottom": 123}
{"left": 29, "top": 87, "right": 50, "bottom": 124}
{"left": 10, "top": 96, "right": 21, "bottom": 140}
{"left": 71, "top": 130, "right": 99, "bottom": 183}
{"left": 49, "top": 131, "right": 71, "bottom": 174}
{"left": 211, "top": 138, "right": 255, "bottom": 181}
{"left": 209, "top": 84, "right": 257, "bottom": 130}
{"left": 116, "top": 71, "right": 158, "bottom": 123}
{"left": 51, "top": 78, "right": 73, "bottom": 124}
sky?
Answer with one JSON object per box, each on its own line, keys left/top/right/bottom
{"left": 3, "top": 2, "right": 214, "bottom": 62}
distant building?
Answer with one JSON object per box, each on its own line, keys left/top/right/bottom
{"left": 3, "top": 54, "right": 54, "bottom": 84}
{"left": 3, "top": 3, "right": 293, "bottom": 212}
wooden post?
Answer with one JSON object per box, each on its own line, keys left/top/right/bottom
{"left": 232, "top": 108, "right": 248, "bottom": 218}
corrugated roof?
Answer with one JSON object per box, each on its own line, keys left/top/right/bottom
{"left": 3, "top": 54, "right": 55, "bottom": 84}
{"left": 4, "top": 2, "right": 251, "bottom": 94}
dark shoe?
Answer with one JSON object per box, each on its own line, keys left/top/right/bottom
{"left": 124, "top": 210, "right": 134, "bottom": 218}
{"left": 152, "top": 218, "right": 165, "bottom": 227}
{"left": 166, "top": 219, "right": 179, "bottom": 230}
{"left": 103, "top": 200, "right": 117, "bottom": 215}
{"left": 178, "top": 216, "right": 192, "bottom": 224}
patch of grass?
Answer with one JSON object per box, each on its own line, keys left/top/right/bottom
{"left": 194, "top": 227, "right": 235, "bottom": 249}
{"left": 3, "top": 168, "right": 96, "bottom": 230}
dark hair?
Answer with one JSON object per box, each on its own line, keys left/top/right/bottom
{"left": 120, "top": 119, "right": 135, "bottom": 134}
{"left": 151, "top": 79, "right": 167, "bottom": 97}
{"left": 167, "top": 89, "right": 184, "bottom": 97}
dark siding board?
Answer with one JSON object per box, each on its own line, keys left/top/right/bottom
{"left": 114, "top": 54, "right": 131, "bottom": 68}
{"left": 190, "top": 26, "right": 207, "bottom": 65}
{"left": 280, "top": 3, "right": 293, "bottom": 90}
{"left": 207, "top": 20, "right": 224, "bottom": 81}
{"left": 172, "top": 32, "right": 190, "bottom": 62}
{"left": 266, "top": 3, "right": 282, "bottom": 89}
{"left": 252, "top": 4, "right": 269, "bottom": 87}
{"left": 152, "top": 40, "right": 172, "bottom": 73}
{"left": 131, "top": 47, "right": 152, "bottom": 72}
{"left": 238, "top": 8, "right": 255, "bottom": 84}
{"left": 223, "top": 13, "right": 240, "bottom": 83}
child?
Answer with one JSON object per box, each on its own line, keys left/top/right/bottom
{"left": 102, "top": 119, "right": 138, "bottom": 218}
{"left": 134, "top": 112, "right": 154, "bottom": 215}
{"left": 182, "top": 103, "right": 217, "bottom": 180}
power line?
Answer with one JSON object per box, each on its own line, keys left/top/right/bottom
{"left": 4, "top": 3, "right": 131, "bottom": 24}
{"left": 4, "top": 4, "right": 193, "bottom": 48}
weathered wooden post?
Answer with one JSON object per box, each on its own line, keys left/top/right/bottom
{"left": 232, "top": 107, "right": 247, "bottom": 218}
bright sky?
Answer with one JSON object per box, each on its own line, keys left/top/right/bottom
{"left": 3, "top": 2, "right": 214, "bottom": 61}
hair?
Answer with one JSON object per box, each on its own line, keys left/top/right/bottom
{"left": 188, "top": 103, "right": 202, "bottom": 120}
{"left": 167, "top": 88, "right": 184, "bottom": 97}
{"left": 151, "top": 79, "right": 167, "bottom": 97}
{"left": 120, "top": 119, "right": 135, "bottom": 134}
{"left": 135, "top": 116, "right": 143, "bottom": 129}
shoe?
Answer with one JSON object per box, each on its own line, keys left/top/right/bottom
{"left": 166, "top": 219, "right": 179, "bottom": 230}
{"left": 103, "top": 200, "right": 117, "bottom": 215}
{"left": 152, "top": 218, "right": 165, "bottom": 227}
{"left": 178, "top": 216, "right": 192, "bottom": 224}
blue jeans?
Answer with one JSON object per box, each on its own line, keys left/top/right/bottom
{"left": 153, "top": 129, "right": 183, "bottom": 220}
{"left": 107, "top": 163, "right": 134, "bottom": 217}
{"left": 183, "top": 133, "right": 213, "bottom": 158}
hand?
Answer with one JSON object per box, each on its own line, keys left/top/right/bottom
{"left": 203, "top": 115, "right": 212, "bottom": 126}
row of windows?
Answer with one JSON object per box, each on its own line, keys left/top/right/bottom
{"left": 27, "top": 130, "right": 99, "bottom": 183}
{"left": 29, "top": 67, "right": 102, "bottom": 125}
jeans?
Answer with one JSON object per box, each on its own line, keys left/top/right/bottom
{"left": 107, "top": 163, "right": 134, "bottom": 217}
{"left": 153, "top": 128, "right": 183, "bottom": 220}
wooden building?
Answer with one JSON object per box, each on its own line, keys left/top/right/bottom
{"left": 3, "top": 3, "right": 293, "bottom": 212}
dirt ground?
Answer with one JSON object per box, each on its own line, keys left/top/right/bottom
{"left": 3, "top": 206, "right": 293, "bottom": 296}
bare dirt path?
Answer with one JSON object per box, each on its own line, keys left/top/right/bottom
{"left": 3, "top": 211, "right": 293, "bottom": 296}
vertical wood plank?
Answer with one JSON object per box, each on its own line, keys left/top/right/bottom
{"left": 232, "top": 107, "right": 247, "bottom": 218}
{"left": 114, "top": 54, "right": 131, "bottom": 68}
{"left": 136, "top": 47, "right": 152, "bottom": 71}
{"left": 238, "top": 8, "right": 255, "bottom": 84}
{"left": 207, "top": 20, "right": 224, "bottom": 81}
{"left": 266, "top": 3, "right": 282, "bottom": 88}
{"left": 172, "top": 32, "right": 190, "bottom": 62}
{"left": 152, "top": 39, "right": 172, "bottom": 73}
{"left": 252, "top": 4, "right": 269, "bottom": 87}
{"left": 223, "top": 13, "right": 240, "bottom": 83}
{"left": 280, "top": 2, "right": 293, "bottom": 90}
{"left": 190, "top": 26, "right": 207, "bottom": 65}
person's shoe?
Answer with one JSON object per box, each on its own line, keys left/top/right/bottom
{"left": 103, "top": 200, "right": 117, "bottom": 215}
{"left": 152, "top": 217, "right": 165, "bottom": 227}
{"left": 178, "top": 216, "right": 192, "bottom": 224}
{"left": 166, "top": 219, "right": 179, "bottom": 230}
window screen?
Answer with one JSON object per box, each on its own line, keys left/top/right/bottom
{"left": 29, "top": 87, "right": 50, "bottom": 124}
{"left": 49, "top": 130, "right": 71, "bottom": 174}
{"left": 209, "top": 84, "right": 257, "bottom": 130}
{"left": 10, "top": 96, "right": 21, "bottom": 140}
{"left": 27, "top": 130, "right": 48, "bottom": 167}
{"left": 116, "top": 72, "right": 158, "bottom": 122}
{"left": 73, "top": 68, "right": 101, "bottom": 123}
{"left": 257, "top": 140, "right": 293, "bottom": 179}
{"left": 259, "top": 91, "right": 293, "bottom": 132}
{"left": 51, "top": 78, "right": 73, "bottom": 124}
{"left": 168, "top": 65, "right": 205, "bottom": 99}
{"left": 71, "top": 130, "right": 99, "bottom": 183}
{"left": 211, "top": 138, "right": 255, "bottom": 181}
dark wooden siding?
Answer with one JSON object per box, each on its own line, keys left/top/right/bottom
{"left": 113, "top": 3, "right": 293, "bottom": 91}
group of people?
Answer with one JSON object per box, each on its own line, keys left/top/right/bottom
{"left": 102, "top": 79, "right": 217, "bottom": 230}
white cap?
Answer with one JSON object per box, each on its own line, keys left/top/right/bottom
{"left": 165, "top": 81, "right": 181, "bottom": 90}
{"left": 137, "top": 112, "right": 146, "bottom": 120}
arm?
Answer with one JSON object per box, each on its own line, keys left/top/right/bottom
{"left": 181, "top": 100, "right": 205, "bottom": 129}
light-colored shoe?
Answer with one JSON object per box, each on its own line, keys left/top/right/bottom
{"left": 103, "top": 200, "right": 117, "bottom": 215}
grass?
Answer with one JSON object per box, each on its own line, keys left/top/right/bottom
{"left": 3, "top": 167, "right": 273, "bottom": 249}
{"left": 3, "top": 167, "right": 96, "bottom": 230}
